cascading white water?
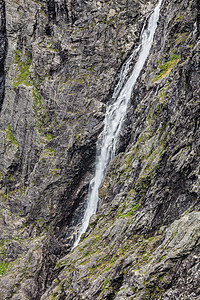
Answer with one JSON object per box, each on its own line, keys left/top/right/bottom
{"left": 73, "top": 0, "right": 162, "bottom": 248}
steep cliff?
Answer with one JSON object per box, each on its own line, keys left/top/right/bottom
{"left": 0, "top": 0, "right": 199, "bottom": 299}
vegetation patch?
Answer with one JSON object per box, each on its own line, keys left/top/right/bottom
{"left": 32, "top": 85, "right": 42, "bottom": 107}
{"left": 46, "top": 133, "right": 53, "bottom": 140}
{"left": 0, "top": 261, "right": 9, "bottom": 276}
{"left": 101, "top": 275, "right": 111, "bottom": 292}
{"left": 153, "top": 54, "right": 180, "bottom": 82}
{"left": 4, "top": 125, "right": 19, "bottom": 149}
{"left": 13, "top": 51, "right": 44, "bottom": 112}
{"left": 125, "top": 203, "right": 141, "bottom": 217}
{"left": 13, "top": 50, "right": 32, "bottom": 88}
{"left": 6, "top": 125, "right": 18, "bottom": 145}
{"left": 174, "top": 12, "right": 184, "bottom": 23}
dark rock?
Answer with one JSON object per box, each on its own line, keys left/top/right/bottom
{"left": 0, "top": 0, "right": 199, "bottom": 299}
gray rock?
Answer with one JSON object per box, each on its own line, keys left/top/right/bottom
{"left": 0, "top": 0, "right": 199, "bottom": 299}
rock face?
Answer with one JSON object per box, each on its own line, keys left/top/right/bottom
{"left": 0, "top": 0, "right": 6, "bottom": 111}
{"left": 0, "top": 0, "right": 199, "bottom": 299}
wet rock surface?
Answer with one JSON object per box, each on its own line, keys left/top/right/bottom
{"left": 0, "top": 0, "right": 199, "bottom": 299}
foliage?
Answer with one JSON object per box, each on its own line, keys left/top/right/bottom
{"left": 6, "top": 125, "right": 19, "bottom": 146}
{"left": 153, "top": 54, "right": 180, "bottom": 82}
{"left": 0, "top": 261, "right": 9, "bottom": 276}
{"left": 13, "top": 50, "right": 32, "bottom": 88}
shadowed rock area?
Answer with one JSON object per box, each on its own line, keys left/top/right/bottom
{"left": 0, "top": 0, "right": 199, "bottom": 299}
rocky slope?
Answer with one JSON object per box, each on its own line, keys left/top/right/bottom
{"left": 0, "top": 0, "right": 199, "bottom": 299}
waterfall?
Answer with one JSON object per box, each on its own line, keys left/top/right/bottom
{"left": 73, "top": 0, "right": 162, "bottom": 248}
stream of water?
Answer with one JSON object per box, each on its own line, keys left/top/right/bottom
{"left": 73, "top": 0, "right": 162, "bottom": 248}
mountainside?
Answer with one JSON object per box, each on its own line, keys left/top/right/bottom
{"left": 0, "top": 0, "right": 199, "bottom": 299}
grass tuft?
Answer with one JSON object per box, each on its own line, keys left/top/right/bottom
{"left": 153, "top": 54, "right": 180, "bottom": 82}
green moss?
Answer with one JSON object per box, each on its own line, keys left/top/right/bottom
{"left": 48, "top": 46, "right": 59, "bottom": 52}
{"left": 5, "top": 125, "right": 19, "bottom": 146}
{"left": 159, "top": 255, "right": 167, "bottom": 261}
{"left": 40, "top": 148, "right": 56, "bottom": 161}
{"left": 9, "top": 174, "right": 15, "bottom": 181}
{"left": 147, "top": 236, "right": 155, "bottom": 242}
{"left": 47, "top": 147, "right": 54, "bottom": 153}
{"left": 0, "top": 239, "right": 6, "bottom": 249}
{"left": 0, "top": 192, "right": 7, "bottom": 202}
{"left": 153, "top": 54, "right": 180, "bottom": 82}
{"left": 32, "top": 86, "right": 42, "bottom": 107}
{"left": 13, "top": 50, "right": 32, "bottom": 88}
{"left": 83, "top": 251, "right": 90, "bottom": 258}
{"left": 82, "top": 249, "right": 95, "bottom": 258}
{"left": 46, "top": 133, "right": 53, "bottom": 140}
{"left": 159, "top": 85, "right": 169, "bottom": 103}
{"left": 76, "top": 133, "right": 82, "bottom": 141}
{"left": 173, "top": 32, "right": 189, "bottom": 47}
{"left": 145, "top": 274, "right": 166, "bottom": 298}
{"left": 116, "top": 202, "right": 127, "bottom": 218}
{"left": 174, "top": 12, "right": 184, "bottom": 22}
{"left": 101, "top": 275, "right": 111, "bottom": 292}
{"left": 0, "top": 261, "right": 9, "bottom": 275}
{"left": 125, "top": 203, "right": 141, "bottom": 217}
{"left": 55, "top": 260, "right": 67, "bottom": 269}
{"left": 155, "top": 59, "right": 162, "bottom": 64}
{"left": 13, "top": 51, "right": 44, "bottom": 118}
{"left": 145, "top": 143, "right": 154, "bottom": 159}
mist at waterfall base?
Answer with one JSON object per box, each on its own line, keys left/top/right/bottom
{"left": 73, "top": 0, "right": 162, "bottom": 248}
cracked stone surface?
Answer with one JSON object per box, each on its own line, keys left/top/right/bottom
{"left": 0, "top": 0, "right": 199, "bottom": 299}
